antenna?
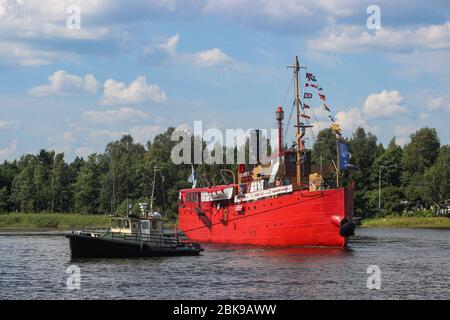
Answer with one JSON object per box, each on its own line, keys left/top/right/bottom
{"left": 150, "top": 166, "right": 157, "bottom": 212}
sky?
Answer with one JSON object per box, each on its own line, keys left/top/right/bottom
{"left": 0, "top": 0, "right": 449, "bottom": 161}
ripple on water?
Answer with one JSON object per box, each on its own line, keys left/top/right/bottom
{"left": 0, "top": 228, "right": 449, "bottom": 299}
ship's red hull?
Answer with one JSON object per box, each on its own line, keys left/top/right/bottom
{"left": 178, "top": 187, "right": 354, "bottom": 247}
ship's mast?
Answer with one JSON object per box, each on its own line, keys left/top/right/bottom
{"left": 288, "top": 56, "right": 302, "bottom": 187}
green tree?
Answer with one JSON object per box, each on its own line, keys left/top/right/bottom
{"left": 366, "top": 186, "right": 405, "bottom": 215}
{"left": 0, "top": 160, "right": 18, "bottom": 211}
{"left": 312, "top": 128, "right": 337, "bottom": 168}
{"left": 51, "top": 153, "right": 73, "bottom": 212}
{"left": 402, "top": 128, "right": 440, "bottom": 207}
{"left": 402, "top": 128, "right": 440, "bottom": 177}
{"left": 74, "top": 154, "right": 101, "bottom": 214}
{"left": 366, "top": 138, "right": 405, "bottom": 214}
{"left": 100, "top": 135, "right": 146, "bottom": 214}
{"left": 146, "top": 128, "right": 191, "bottom": 219}
{"left": 33, "top": 149, "right": 55, "bottom": 211}
{"left": 424, "top": 145, "right": 450, "bottom": 204}
{"left": 347, "top": 127, "right": 379, "bottom": 217}
{"left": 372, "top": 137, "right": 403, "bottom": 188}
{"left": 0, "top": 186, "right": 9, "bottom": 212}
{"left": 10, "top": 155, "right": 37, "bottom": 212}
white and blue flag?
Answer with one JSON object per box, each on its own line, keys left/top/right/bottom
{"left": 338, "top": 141, "right": 352, "bottom": 170}
{"left": 187, "top": 164, "right": 197, "bottom": 188}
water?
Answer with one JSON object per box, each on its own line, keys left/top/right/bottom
{"left": 0, "top": 228, "right": 448, "bottom": 300}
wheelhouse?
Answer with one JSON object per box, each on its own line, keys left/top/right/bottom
{"left": 110, "top": 216, "right": 163, "bottom": 235}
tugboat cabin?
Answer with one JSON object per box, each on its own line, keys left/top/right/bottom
{"left": 110, "top": 211, "right": 163, "bottom": 236}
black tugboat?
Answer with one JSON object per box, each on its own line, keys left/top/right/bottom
{"left": 67, "top": 167, "right": 203, "bottom": 258}
{"left": 66, "top": 203, "right": 203, "bottom": 258}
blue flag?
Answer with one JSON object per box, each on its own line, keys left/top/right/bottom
{"left": 338, "top": 141, "right": 351, "bottom": 170}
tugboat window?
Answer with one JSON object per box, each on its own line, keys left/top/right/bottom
{"left": 123, "top": 220, "right": 130, "bottom": 228}
{"left": 111, "top": 219, "right": 117, "bottom": 228}
{"left": 117, "top": 219, "right": 123, "bottom": 228}
{"left": 141, "top": 221, "right": 149, "bottom": 230}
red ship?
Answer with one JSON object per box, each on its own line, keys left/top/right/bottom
{"left": 178, "top": 57, "right": 356, "bottom": 247}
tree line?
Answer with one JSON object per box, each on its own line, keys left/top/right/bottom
{"left": 313, "top": 126, "right": 449, "bottom": 216}
{"left": 0, "top": 126, "right": 449, "bottom": 218}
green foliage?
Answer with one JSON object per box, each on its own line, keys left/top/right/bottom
{"left": 370, "top": 138, "right": 403, "bottom": 187}
{"left": 0, "top": 186, "right": 9, "bottom": 212}
{"left": 313, "top": 127, "right": 447, "bottom": 218}
{"left": 0, "top": 126, "right": 448, "bottom": 222}
{"left": 402, "top": 127, "right": 440, "bottom": 180}
{"left": 345, "top": 127, "right": 379, "bottom": 216}
{"left": 10, "top": 155, "right": 36, "bottom": 212}
{"left": 312, "top": 128, "right": 336, "bottom": 168}
{"left": 74, "top": 154, "right": 100, "bottom": 214}
{"left": 424, "top": 145, "right": 450, "bottom": 204}
{"left": 366, "top": 186, "right": 405, "bottom": 216}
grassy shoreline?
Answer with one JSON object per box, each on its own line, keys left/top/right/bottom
{"left": 361, "top": 216, "right": 450, "bottom": 228}
{"left": 0, "top": 212, "right": 177, "bottom": 230}
{"left": 0, "top": 213, "right": 111, "bottom": 230}
{"left": 1, "top": 213, "right": 449, "bottom": 230}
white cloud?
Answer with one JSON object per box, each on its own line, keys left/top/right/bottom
{"left": 203, "top": 0, "right": 313, "bottom": 20}
{"left": 426, "top": 97, "right": 444, "bottom": 110}
{"left": 426, "top": 97, "right": 450, "bottom": 111}
{"left": 394, "top": 124, "right": 416, "bottom": 137}
{"left": 387, "top": 50, "right": 450, "bottom": 76}
{"left": 82, "top": 107, "right": 149, "bottom": 125}
{"left": 394, "top": 125, "right": 416, "bottom": 146}
{"left": 311, "top": 105, "right": 368, "bottom": 136}
{"left": 85, "top": 125, "right": 161, "bottom": 144}
{"left": 100, "top": 76, "right": 167, "bottom": 105}
{"left": 0, "top": 0, "right": 448, "bottom": 67}
{"left": 311, "top": 90, "right": 405, "bottom": 136}
{"left": 75, "top": 147, "right": 94, "bottom": 158}
{"left": 396, "top": 136, "right": 410, "bottom": 146}
{"left": 87, "top": 129, "right": 127, "bottom": 141}
{"left": 201, "top": 0, "right": 360, "bottom": 32}
{"left": 363, "top": 90, "right": 406, "bottom": 119}
{"left": 48, "top": 131, "right": 74, "bottom": 154}
{"left": 130, "top": 125, "right": 162, "bottom": 144}
{"left": 156, "top": 33, "right": 179, "bottom": 55}
{"left": 0, "top": 140, "right": 17, "bottom": 160}
{"left": 307, "top": 22, "right": 450, "bottom": 53}
{"left": 0, "top": 1, "right": 118, "bottom": 66}
{"left": 29, "top": 70, "right": 98, "bottom": 97}
{"left": 143, "top": 34, "right": 232, "bottom": 68}
{"left": 310, "top": 120, "right": 332, "bottom": 137}
{"left": 187, "top": 48, "right": 232, "bottom": 67}
{"left": 0, "top": 120, "right": 13, "bottom": 129}
{"left": 335, "top": 107, "right": 367, "bottom": 131}
{"left": 0, "top": 41, "right": 64, "bottom": 67}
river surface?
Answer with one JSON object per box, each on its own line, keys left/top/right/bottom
{"left": 0, "top": 228, "right": 448, "bottom": 300}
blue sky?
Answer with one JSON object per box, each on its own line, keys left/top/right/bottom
{"left": 0, "top": 0, "right": 449, "bottom": 160}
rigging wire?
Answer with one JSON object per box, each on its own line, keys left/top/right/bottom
{"left": 279, "top": 73, "right": 296, "bottom": 149}
{"left": 281, "top": 74, "right": 295, "bottom": 108}
{"left": 283, "top": 100, "right": 295, "bottom": 143}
